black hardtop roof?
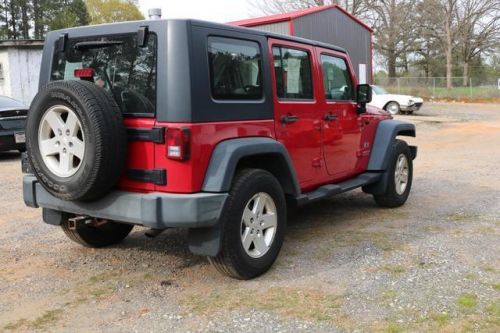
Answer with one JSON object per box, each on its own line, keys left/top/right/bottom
{"left": 48, "top": 18, "right": 347, "bottom": 54}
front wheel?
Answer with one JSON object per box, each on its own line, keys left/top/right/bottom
{"left": 208, "top": 169, "right": 286, "bottom": 279}
{"left": 373, "top": 139, "right": 413, "bottom": 207}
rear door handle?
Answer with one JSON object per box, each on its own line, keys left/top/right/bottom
{"left": 281, "top": 114, "right": 299, "bottom": 124}
{"left": 324, "top": 112, "right": 337, "bottom": 121}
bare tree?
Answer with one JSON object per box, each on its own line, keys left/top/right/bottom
{"left": 370, "top": 0, "right": 418, "bottom": 81}
{"left": 456, "top": 0, "right": 500, "bottom": 86}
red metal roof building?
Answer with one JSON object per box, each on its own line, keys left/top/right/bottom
{"left": 230, "top": 4, "right": 373, "bottom": 83}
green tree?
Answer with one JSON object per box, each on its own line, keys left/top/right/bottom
{"left": 49, "top": 0, "right": 89, "bottom": 30}
{"left": 85, "top": 0, "right": 143, "bottom": 25}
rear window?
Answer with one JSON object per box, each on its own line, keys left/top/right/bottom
{"left": 51, "top": 34, "right": 157, "bottom": 116}
{"left": 208, "top": 36, "right": 263, "bottom": 100}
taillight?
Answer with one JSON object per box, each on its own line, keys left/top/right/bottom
{"left": 166, "top": 127, "right": 190, "bottom": 160}
{"left": 74, "top": 68, "right": 95, "bottom": 79}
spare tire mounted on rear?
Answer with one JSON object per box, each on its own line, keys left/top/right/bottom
{"left": 26, "top": 80, "right": 127, "bottom": 201}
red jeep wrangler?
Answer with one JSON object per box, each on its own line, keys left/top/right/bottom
{"left": 23, "top": 19, "right": 416, "bottom": 279}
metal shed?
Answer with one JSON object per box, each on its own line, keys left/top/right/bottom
{"left": 229, "top": 5, "right": 373, "bottom": 83}
{"left": 0, "top": 40, "right": 44, "bottom": 105}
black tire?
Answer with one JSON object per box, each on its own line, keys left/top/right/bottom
{"left": 18, "top": 148, "right": 26, "bottom": 153}
{"left": 373, "top": 139, "right": 413, "bottom": 207}
{"left": 385, "top": 101, "right": 400, "bottom": 115}
{"left": 26, "top": 80, "right": 126, "bottom": 201}
{"left": 61, "top": 219, "right": 133, "bottom": 248}
{"left": 208, "top": 169, "right": 286, "bottom": 279}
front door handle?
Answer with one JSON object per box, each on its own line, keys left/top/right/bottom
{"left": 281, "top": 114, "right": 299, "bottom": 124}
{"left": 324, "top": 112, "right": 337, "bottom": 121}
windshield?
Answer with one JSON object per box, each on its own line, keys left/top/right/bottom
{"left": 372, "top": 85, "right": 388, "bottom": 95}
{"left": 51, "top": 34, "right": 157, "bottom": 116}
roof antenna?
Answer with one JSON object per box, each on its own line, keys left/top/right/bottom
{"left": 148, "top": 8, "right": 162, "bottom": 20}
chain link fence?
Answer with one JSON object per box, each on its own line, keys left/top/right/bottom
{"left": 374, "top": 77, "right": 500, "bottom": 101}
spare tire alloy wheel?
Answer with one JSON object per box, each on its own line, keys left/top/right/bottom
{"left": 241, "top": 192, "right": 278, "bottom": 258}
{"left": 26, "top": 80, "right": 127, "bottom": 201}
{"left": 38, "top": 105, "right": 85, "bottom": 178}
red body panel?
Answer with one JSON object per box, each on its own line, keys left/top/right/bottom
{"left": 153, "top": 120, "right": 275, "bottom": 193}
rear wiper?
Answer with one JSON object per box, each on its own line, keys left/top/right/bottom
{"left": 74, "top": 40, "right": 124, "bottom": 50}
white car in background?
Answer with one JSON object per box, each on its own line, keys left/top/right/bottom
{"left": 369, "top": 85, "right": 423, "bottom": 115}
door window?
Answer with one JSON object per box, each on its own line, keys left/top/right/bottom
{"left": 208, "top": 36, "right": 262, "bottom": 100}
{"left": 272, "top": 46, "right": 313, "bottom": 100}
{"left": 320, "top": 55, "right": 354, "bottom": 101}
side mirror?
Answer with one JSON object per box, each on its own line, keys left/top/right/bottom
{"left": 356, "top": 84, "right": 372, "bottom": 104}
{"left": 356, "top": 84, "right": 372, "bottom": 114}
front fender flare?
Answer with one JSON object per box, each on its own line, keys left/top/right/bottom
{"left": 368, "top": 119, "right": 416, "bottom": 171}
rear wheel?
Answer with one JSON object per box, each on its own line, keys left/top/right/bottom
{"left": 385, "top": 101, "right": 400, "bottom": 115}
{"left": 373, "top": 139, "right": 413, "bottom": 207}
{"left": 208, "top": 169, "right": 286, "bottom": 279}
{"left": 61, "top": 218, "right": 133, "bottom": 248}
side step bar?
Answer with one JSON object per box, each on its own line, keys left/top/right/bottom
{"left": 296, "top": 172, "right": 382, "bottom": 206}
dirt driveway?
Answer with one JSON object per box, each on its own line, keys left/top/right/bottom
{"left": 0, "top": 102, "right": 499, "bottom": 332}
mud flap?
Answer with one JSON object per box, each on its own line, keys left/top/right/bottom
{"left": 188, "top": 226, "right": 222, "bottom": 257}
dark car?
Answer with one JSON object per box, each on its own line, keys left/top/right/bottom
{"left": 0, "top": 96, "right": 28, "bottom": 152}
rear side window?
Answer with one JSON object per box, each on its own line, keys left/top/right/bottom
{"left": 51, "top": 34, "right": 157, "bottom": 116}
{"left": 272, "top": 46, "right": 313, "bottom": 100}
{"left": 320, "top": 54, "right": 354, "bottom": 101}
{"left": 208, "top": 36, "right": 262, "bottom": 100}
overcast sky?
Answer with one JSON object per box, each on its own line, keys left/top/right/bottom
{"left": 137, "top": 0, "right": 258, "bottom": 23}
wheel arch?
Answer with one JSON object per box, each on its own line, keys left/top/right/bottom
{"left": 367, "top": 119, "right": 416, "bottom": 171}
{"left": 202, "top": 137, "right": 301, "bottom": 196}
{"left": 191, "top": 137, "right": 300, "bottom": 257}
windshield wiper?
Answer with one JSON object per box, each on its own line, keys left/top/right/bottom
{"left": 74, "top": 40, "right": 124, "bottom": 51}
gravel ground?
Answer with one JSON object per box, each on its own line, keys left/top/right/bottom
{"left": 0, "top": 102, "right": 499, "bottom": 332}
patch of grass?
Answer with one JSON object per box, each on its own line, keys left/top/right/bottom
{"left": 386, "top": 322, "right": 403, "bottom": 333}
{"left": 381, "top": 289, "right": 397, "bottom": 301}
{"left": 430, "top": 312, "right": 451, "bottom": 326}
{"left": 485, "top": 300, "right": 500, "bottom": 324}
{"left": 480, "top": 265, "right": 497, "bottom": 273}
{"left": 181, "top": 287, "right": 345, "bottom": 323}
{"left": 3, "top": 309, "right": 63, "bottom": 331}
{"left": 382, "top": 264, "right": 407, "bottom": 274}
{"left": 447, "top": 212, "right": 479, "bottom": 223}
{"left": 464, "top": 272, "right": 476, "bottom": 280}
{"left": 457, "top": 293, "right": 478, "bottom": 312}
{"left": 492, "top": 283, "right": 500, "bottom": 291}
{"left": 3, "top": 318, "right": 29, "bottom": 331}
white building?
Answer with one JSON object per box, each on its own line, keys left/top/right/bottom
{"left": 0, "top": 40, "right": 44, "bottom": 106}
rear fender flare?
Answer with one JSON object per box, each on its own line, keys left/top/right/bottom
{"left": 202, "top": 137, "right": 300, "bottom": 195}
{"left": 190, "top": 137, "right": 300, "bottom": 257}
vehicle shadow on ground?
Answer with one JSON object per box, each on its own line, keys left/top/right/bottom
{"left": 0, "top": 151, "right": 21, "bottom": 161}
{"left": 110, "top": 190, "right": 388, "bottom": 275}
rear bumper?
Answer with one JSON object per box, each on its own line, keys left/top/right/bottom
{"left": 23, "top": 175, "right": 228, "bottom": 229}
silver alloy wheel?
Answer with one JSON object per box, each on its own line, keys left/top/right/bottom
{"left": 240, "top": 192, "right": 278, "bottom": 258}
{"left": 387, "top": 102, "right": 400, "bottom": 115}
{"left": 394, "top": 153, "right": 409, "bottom": 195}
{"left": 38, "top": 105, "right": 85, "bottom": 178}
